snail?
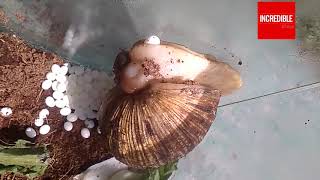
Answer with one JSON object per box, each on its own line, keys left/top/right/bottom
{"left": 98, "top": 36, "right": 242, "bottom": 169}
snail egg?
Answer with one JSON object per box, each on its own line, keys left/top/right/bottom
{"left": 56, "top": 75, "right": 67, "bottom": 83}
{"left": 45, "top": 96, "right": 55, "bottom": 107}
{"left": 34, "top": 118, "right": 44, "bottom": 127}
{"left": 55, "top": 99, "right": 67, "bottom": 108}
{"left": 41, "top": 80, "right": 52, "bottom": 90}
{"left": 25, "top": 127, "right": 36, "bottom": 138}
{"left": 51, "top": 64, "right": 61, "bottom": 74}
{"left": 60, "top": 107, "right": 71, "bottom": 116}
{"left": 57, "top": 83, "right": 67, "bottom": 92}
{"left": 67, "top": 113, "right": 78, "bottom": 122}
{"left": 63, "top": 121, "right": 73, "bottom": 131}
{"left": 46, "top": 72, "right": 56, "bottom": 81}
{"left": 0, "top": 107, "right": 12, "bottom": 117}
{"left": 51, "top": 81, "right": 58, "bottom": 91}
{"left": 59, "top": 66, "right": 69, "bottom": 75}
{"left": 53, "top": 91, "right": 64, "bottom": 100}
{"left": 39, "top": 109, "right": 49, "bottom": 119}
{"left": 81, "top": 128, "right": 90, "bottom": 138}
{"left": 145, "top": 35, "right": 161, "bottom": 45}
{"left": 39, "top": 125, "right": 51, "bottom": 135}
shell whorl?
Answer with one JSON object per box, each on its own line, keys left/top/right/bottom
{"left": 100, "top": 83, "right": 220, "bottom": 168}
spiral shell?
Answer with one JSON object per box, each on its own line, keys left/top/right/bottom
{"left": 99, "top": 83, "right": 220, "bottom": 168}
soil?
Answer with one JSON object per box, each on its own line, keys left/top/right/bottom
{"left": 0, "top": 33, "right": 111, "bottom": 179}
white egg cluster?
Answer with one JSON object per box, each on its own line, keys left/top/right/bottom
{"left": 25, "top": 63, "right": 113, "bottom": 139}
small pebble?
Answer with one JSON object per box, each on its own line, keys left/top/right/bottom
{"left": 45, "top": 96, "right": 55, "bottom": 107}
{"left": 51, "top": 81, "right": 58, "bottom": 91}
{"left": 34, "top": 118, "right": 44, "bottom": 127}
{"left": 25, "top": 127, "right": 37, "bottom": 138}
{"left": 81, "top": 128, "right": 90, "bottom": 138}
{"left": 60, "top": 107, "right": 71, "bottom": 116}
{"left": 0, "top": 107, "right": 12, "bottom": 117}
{"left": 67, "top": 113, "right": 78, "bottom": 122}
{"left": 39, "top": 109, "right": 49, "bottom": 119}
{"left": 55, "top": 99, "right": 67, "bottom": 108}
{"left": 51, "top": 64, "right": 61, "bottom": 74}
{"left": 53, "top": 91, "right": 64, "bottom": 100}
{"left": 46, "top": 72, "right": 56, "bottom": 81}
{"left": 39, "top": 125, "right": 50, "bottom": 135}
{"left": 63, "top": 121, "right": 73, "bottom": 131}
{"left": 59, "top": 66, "right": 69, "bottom": 75}
{"left": 84, "top": 120, "right": 95, "bottom": 129}
{"left": 41, "top": 80, "right": 52, "bottom": 90}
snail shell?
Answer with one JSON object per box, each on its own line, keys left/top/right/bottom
{"left": 99, "top": 83, "right": 220, "bottom": 168}
{"left": 99, "top": 37, "right": 241, "bottom": 168}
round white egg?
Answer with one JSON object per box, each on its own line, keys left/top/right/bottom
{"left": 39, "top": 125, "right": 50, "bottom": 135}
{"left": 45, "top": 96, "right": 55, "bottom": 107}
{"left": 81, "top": 128, "right": 90, "bottom": 138}
{"left": 51, "top": 64, "right": 61, "bottom": 74}
{"left": 25, "top": 127, "right": 37, "bottom": 138}
{"left": 39, "top": 109, "right": 49, "bottom": 119}
{"left": 34, "top": 118, "right": 44, "bottom": 127}
{"left": 53, "top": 91, "right": 64, "bottom": 100}
{"left": 63, "top": 122, "right": 73, "bottom": 131}
{"left": 56, "top": 75, "right": 67, "bottom": 83}
{"left": 57, "top": 83, "right": 67, "bottom": 92}
{"left": 59, "top": 66, "right": 69, "bottom": 75}
{"left": 51, "top": 81, "right": 58, "bottom": 91}
{"left": 41, "top": 80, "right": 52, "bottom": 90}
{"left": 60, "top": 107, "right": 71, "bottom": 116}
{"left": 67, "top": 113, "right": 78, "bottom": 122}
{"left": 55, "top": 99, "right": 67, "bottom": 109}
{"left": 46, "top": 72, "right": 56, "bottom": 81}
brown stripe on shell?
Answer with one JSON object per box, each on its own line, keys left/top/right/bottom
{"left": 100, "top": 83, "right": 220, "bottom": 168}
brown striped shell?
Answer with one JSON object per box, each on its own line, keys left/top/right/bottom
{"left": 99, "top": 83, "right": 220, "bottom": 168}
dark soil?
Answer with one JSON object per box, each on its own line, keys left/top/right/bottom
{"left": 0, "top": 33, "right": 111, "bottom": 179}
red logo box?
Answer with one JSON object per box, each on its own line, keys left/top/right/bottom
{"left": 258, "top": 2, "right": 295, "bottom": 39}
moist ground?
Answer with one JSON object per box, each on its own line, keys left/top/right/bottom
{"left": 0, "top": 33, "right": 111, "bottom": 179}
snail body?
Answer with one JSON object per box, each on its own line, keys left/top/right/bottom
{"left": 99, "top": 36, "right": 242, "bottom": 169}
{"left": 118, "top": 39, "right": 242, "bottom": 95}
